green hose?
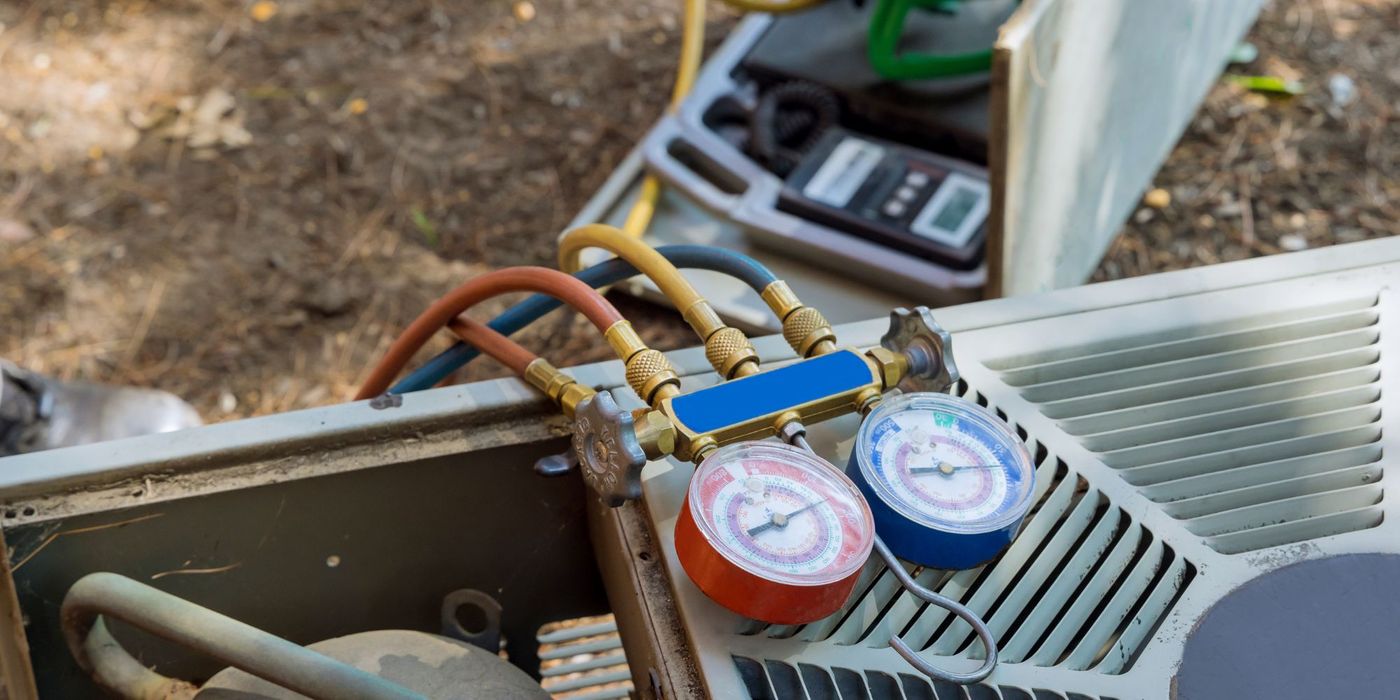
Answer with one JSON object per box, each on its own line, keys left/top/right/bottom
{"left": 867, "top": 0, "right": 996, "bottom": 81}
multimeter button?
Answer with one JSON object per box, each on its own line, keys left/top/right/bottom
{"left": 905, "top": 171, "right": 930, "bottom": 188}
{"left": 895, "top": 186, "right": 918, "bottom": 202}
{"left": 882, "top": 200, "right": 907, "bottom": 218}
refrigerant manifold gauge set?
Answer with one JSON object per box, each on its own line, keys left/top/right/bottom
{"left": 355, "top": 225, "right": 1034, "bottom": 684}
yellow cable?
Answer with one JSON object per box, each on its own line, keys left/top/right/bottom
{"left": 559, "top": 223, "right": 762, "bottom": 377}
{"left": 622, "top": 0, "right": 706, "bottom": 238}
{"left": 561, "top": 224, "right": 705, "bottom": 308}
{"left": 671, "top": 0, "right": 706, "bottom": 103}
{"left": 720, "top": 0, "right": 823, "bottom": 12}
{"left": 621, "top": 176, "right": 662, "bottom": 237}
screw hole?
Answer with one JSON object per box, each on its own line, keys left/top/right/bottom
{"left": 638, "top": 551, "right": 652, "bottom": 562}
{"left": 20, "top": 506, "right": 35, "bottom": 517}
{"left": 3, "top": 510, "right": 15, "bottom": 519}
{"left": 454, "top": 602, "right": 490, "bottom": 636}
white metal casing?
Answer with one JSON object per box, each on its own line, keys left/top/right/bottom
{"left": 628, "top": 238, "right": 1399, "bottom": 698}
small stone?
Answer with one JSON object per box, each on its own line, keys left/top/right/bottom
{"left": 1214, "top": 201, "right": 1243, "bottom": 218}
{"left": 1228, "top": 42, "right": 1258, "bottom": 65}
{"left": 346, "top": 97, "right": 368, "bottom": 115}
{"left": 219, "top": 390, "right": 238, "bottom": 414}
{"left": 1133, "top": 208, "right": 1153, "bottom": 224}
{"left": 304, "top": 279, "right": 352, "bottom": 316}
{"left": 513, "top": 1, "right": 536, "bottom": 22}
{"left": 0, "top": 219, "right": 34, "bottom": 243}
{"left": 1279, "top": 234, "right": 1308, "bottom": 252}
{"left": 1328, "top": 73, "right": 1356, "bottom": 107}
{"left": 1289, "top": 212, "right": 1307, "bottom": 228}
{"left": 1144, "top": 188, "right": 1171, "bottom": 209}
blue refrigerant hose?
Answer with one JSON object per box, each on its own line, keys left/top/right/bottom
{"left": 390, "top": 245, "right": 780, "bottom": 394}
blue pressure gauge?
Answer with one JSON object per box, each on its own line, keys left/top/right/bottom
{"left": 847, "top": 392, "right": 1034, "bottom": 569}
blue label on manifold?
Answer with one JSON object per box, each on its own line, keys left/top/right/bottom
{"left": 670, "top": 350, "right": 873, "bottom": 434}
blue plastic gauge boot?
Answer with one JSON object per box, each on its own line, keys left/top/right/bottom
{"left": 847, "top": 392, "right": 1035, "bottom": 569}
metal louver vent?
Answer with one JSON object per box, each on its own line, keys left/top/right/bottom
{"left": 990, "top": 296, "right": 1385, "bottom": 554}
{"left": 731, "top": 655, "right": 1117, "bottom": 700}
{"left": 537, "top": 615, "right": 633, "bottom": 699}
{"left": 741, "top": 386, "right": 1195, "bottom": 677}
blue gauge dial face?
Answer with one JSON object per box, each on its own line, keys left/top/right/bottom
{"left": 859, "top": 395, "right": 1033, "bottom": 533}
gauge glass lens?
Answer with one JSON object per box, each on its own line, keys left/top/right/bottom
{"left": 689, "top": 442, "right": 873, "bottom": 586}
{"left": 857, "top": 392, "right": 1034, "bottom": 534}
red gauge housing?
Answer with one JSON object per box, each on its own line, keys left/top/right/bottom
{"left": 674, "top": 442, "right": 874, "bottom": 624}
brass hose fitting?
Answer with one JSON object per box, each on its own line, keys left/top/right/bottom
{"left": 684, "top": 302, "right": 760, "bottom": 378}
{"left": 559, "top": 224, "right": 761, "bottom": 381}
{"left": 523, "top": 358, "right": 596, "bottom": 418}
{"left": 605, "top": 321, "right": 681, "bottom": 407}
{"left": 761, "top": 281, "right": 837, "bottom": 357}
{"left": 632, "top": 408, "right": 678, "bottom": 459}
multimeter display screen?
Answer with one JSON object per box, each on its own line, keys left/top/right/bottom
{"left": 779, "top": 129, "right": 989, "bottom": 269}
{"left": 933, "top": 185, "right": 981, "bottom": 231}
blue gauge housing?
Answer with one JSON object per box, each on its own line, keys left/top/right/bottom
{"left": 846, "top": 392, "right": 1034, "bottom": 570}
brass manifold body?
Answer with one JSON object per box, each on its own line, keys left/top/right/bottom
{"left": 658, "top": 346, "right": 910, "bottom": 462}
{"left": 562, "top": 306, "right": 956, "bottom": 506}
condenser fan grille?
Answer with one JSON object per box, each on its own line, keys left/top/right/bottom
{"left": 741, "top": 386, "right": 1195, "bottom": 676}
{"left": 638, "top": 253, "right": 1400, "bottom": 699}
{"left": 731, "top": 656, "right": 1118, "bottom": 700}
{"left": 991, "top": 296, "right": 1384, "bottom": 554}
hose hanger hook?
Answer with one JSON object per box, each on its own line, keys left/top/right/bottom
{"left": 873, "top": 537, "right": 998, "bottom": 685}
{"left": 786, "top": 427, "right": 998, "bottom": 685}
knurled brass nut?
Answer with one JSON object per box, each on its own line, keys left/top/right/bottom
{"left": 705, "top": 327, "right": 759, "bottom": 379}
{"left": 626, "top": 348, "right": 672, "bottom": 387}
{"left": 783, "top": 306, "right": 835, "bottom": 357}
{"left": 640, "top": 371, "right": 681, "bottom": 406}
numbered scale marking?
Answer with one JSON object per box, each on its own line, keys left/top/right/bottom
{"left": 676, "top": 441, "right": 874, "bottom": 624}
{"left": 848, "top": 392, "right": 1035, "bottom": 569}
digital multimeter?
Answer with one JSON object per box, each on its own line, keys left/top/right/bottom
{"left": 779, "top": 129, "right": 990, "bottom": 270}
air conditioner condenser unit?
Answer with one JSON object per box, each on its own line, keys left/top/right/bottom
{"left": 0, "top": 238, "right": 1396, "bottom": 699}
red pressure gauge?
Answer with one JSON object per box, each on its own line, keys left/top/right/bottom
{"left": 675, "top": 441, "right": 874, "bottom": 624}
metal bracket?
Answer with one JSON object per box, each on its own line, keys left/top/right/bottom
{"left": 439, "top": 589, "right": 503, "bottom": 654}
{"left": 881, "top": 306, "right": 959, "bottom": 393}
{"left": 571, "top": 391, "right": 647, "bottom": 507}
{"left": 533, "top": 450, "right": 579, "bottom": 477}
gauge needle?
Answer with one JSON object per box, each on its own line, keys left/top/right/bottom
{"left": 909, "top": 462, "right": 1003, "bottom": 476}
{"left": 746, "top": 499, "right": 827, "bottom": 537}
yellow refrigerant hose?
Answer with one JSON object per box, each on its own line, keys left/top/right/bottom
{"left": 559, "top": 224, "right": 762, "bottom": 379}
{"left": 622, "top": 0, "right": 708, "bottom": 238}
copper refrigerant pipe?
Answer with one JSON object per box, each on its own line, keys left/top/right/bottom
{"left": 62, "top": 573, "right": 420, "bottom": 700}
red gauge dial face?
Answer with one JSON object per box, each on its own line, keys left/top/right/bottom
{"left": 689, "top": 442, "right": 872, "bottom": 586}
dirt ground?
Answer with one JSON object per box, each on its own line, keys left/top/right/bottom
{"left": 1, "top": 0, "right": 1396, "bottom": 422}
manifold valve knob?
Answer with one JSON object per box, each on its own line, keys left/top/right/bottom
{"left": 571, "top": 390, "right": 647, "bottom": 507}
{"left": 881, "top": 306, "right": 959, "bottom": 393}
